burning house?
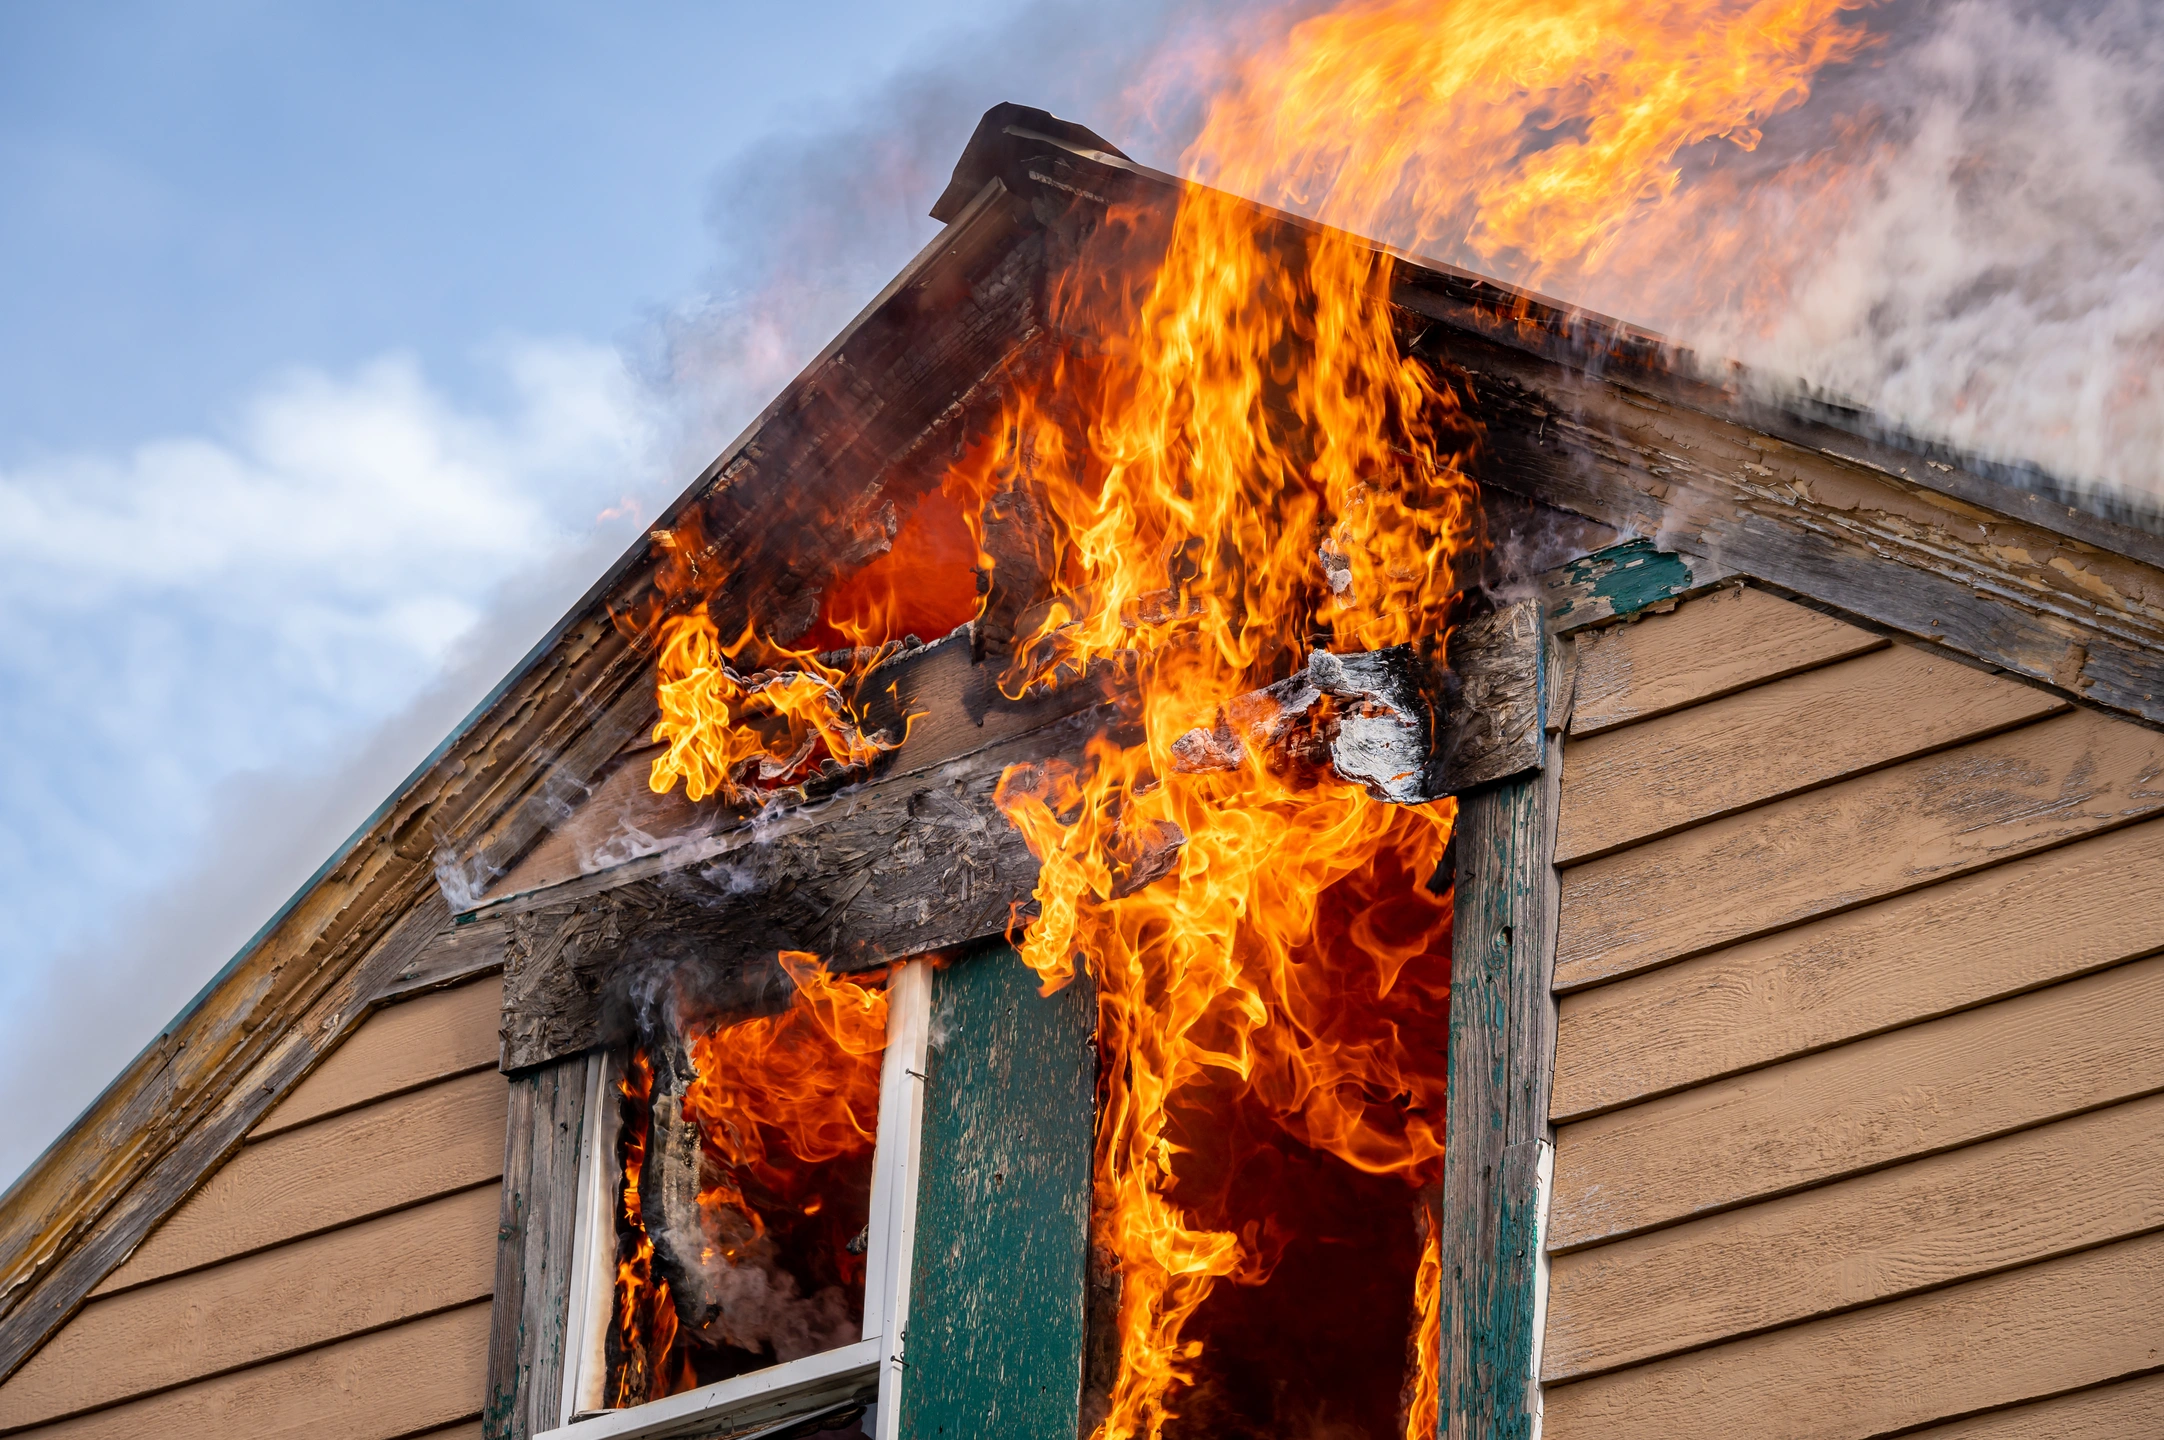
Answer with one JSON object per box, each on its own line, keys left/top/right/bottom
{"left": 2, "top": 102, "right": 2161, "bottom": 1440}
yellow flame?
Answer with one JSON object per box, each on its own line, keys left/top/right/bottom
{"left": 984, "top": 3, "right": 1877, "bottom": 1435}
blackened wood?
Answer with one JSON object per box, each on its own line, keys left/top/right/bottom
{"left": 496, "top": 709, "right": 1109, "bottom": 1073}
{"left": 486, "top": 1050, "right": 594, "bottom": 1440}
{"left": 1170, "top": 646, "right": 1439, "bottom": 802}
{"left": 1450, "top": 332, "right": 2164, "bottom": 727}
{"left": 638, "top": 1041, "right": 724, "bottom": 1343}
{"left": 897, "top": 942, "right": 1095, "bottom": 1440}
{"left": 1441, "top": 601, "right": 1545, "bottom": 792}
{"left": 495, "top": 614, "right": 1547, "bottom": 1071}
{"left": 1438, "top": 733, "right": 1561, "bottom": 1440}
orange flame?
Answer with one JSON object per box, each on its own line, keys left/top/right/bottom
{"left": 647, "top": 614, "right": 896, "bottom": 804}
{"left": 621, "top": 497, "right": 980, "bottom": 808}
{"left": 1171, "top": 0, "right": 1876, "bottom": 289}
{"left": 985, "top": 188, "right": 1470, "bottom": 1432}
{"left": 971, "top": 3, "right": 1878, "bottom": 1434}
{"left": 1403, "top": 1206, "right": 1443, "bottom": 1440}
{"left": 682, "top": 953, "right": 889, "bottom": 1253}
{"left": 608, "top": 959, "right": 888, "bottom": 1404}
{"left": 610, "top": 1050, "right": 689, "bottom": 1405}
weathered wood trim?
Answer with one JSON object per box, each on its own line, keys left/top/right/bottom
{"left": 1437, "top": 664, "right": 1561, "bottom": 1437}
{"left": 1457, "top": 332, "right": 2164, "bottom": 729}
{"left": 896, "top": 943, "right": 1094, "bottom": 1440}
{"left": 1445, "top": 600, "right": 1546, "bottom": 791}
{"left": 1541, "top": 541, "right": 1738, "bottom": 635}
{"left": 486, "top": 1051, "right": 595, "bottom": 1440}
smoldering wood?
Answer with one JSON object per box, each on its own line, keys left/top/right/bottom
{"left": 1438, "top": 600, "right": 1545, "bottom": 792}
{"left": 1170, "top": 645, "right": 1441, "bottom": 803}
{"left": 481, "top": 626, "right": 1123, "bottom": 911}
{"left": 638, "top": 1041, "right": 726, "bottom": 1346}
{"left": 495, "top": 613, "right": 1548, "bottom": 1073}
{"left": 486, "top": 1050, "right": 593, "bottom": 1440}
{"left": 496, "top": 709, "right": 1108, "bottom": 1073}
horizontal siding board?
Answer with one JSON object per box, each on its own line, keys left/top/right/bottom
{"left": 1552, "top": 817, "right": 2164, "bottom": 1121}
{"left": 1549, "top": 953, "right": 2164, "bottom": 1252}
{"left": 1555, "top": 707, "right": 2164, "bottom": 991}
{"left": 0, "top": 1186, "right": 499, "bottom": 1427}
{"left": 1555, "top": 643, "right": 2065, "bottom": 865}
{"left": 254, "top": 974, "right": 503, "bottom": 1139}
{"left": 1901, "top": 1372, "right": 2164, "bottom": 1438}
{"left": 10, "top": 1301, "right": 491, "bottom": 1440}
{"left": 1542, "top": 1094, "right": 2164, "bottom": 1381}
{"left": 1542, "top": 1230, "right": 2164, "bottom": 1440}
{"left": 95, "top": 1068, "right": 507, "bottom": 1295}
{"left": 1568, "top": 585, "right": 1883, "bottom": 737}
{"left": 400, "top": 1425, "right": 486, "bottom": 1440}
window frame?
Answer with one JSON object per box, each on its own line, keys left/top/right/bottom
{"left": 536, "top": 958, "right": 934, "bottom": 1440}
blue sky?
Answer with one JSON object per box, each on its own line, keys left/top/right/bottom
{"left": 0, "top": 0, "right": 1203, "bottom": 1186}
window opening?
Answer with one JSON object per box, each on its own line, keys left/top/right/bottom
{"left": 551, "top": 956, "right": 931, "bottom": 1440}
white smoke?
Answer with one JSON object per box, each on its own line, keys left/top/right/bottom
{"left": 1609, "top": 0, "right": 2164, "bottom": 503}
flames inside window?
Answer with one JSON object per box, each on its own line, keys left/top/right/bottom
{"left": 608, "top": 955, "right": 888, "bottom": 1404}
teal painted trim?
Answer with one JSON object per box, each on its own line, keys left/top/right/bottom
{"left": 1437, "top": 761, "right": 1555, "bottom": 1439}
{"left": 1544, "top": 539, "right": 1731, "bottom": 633}
{"left": 899, "top": 943, "right": 1095, "bottom": 1440}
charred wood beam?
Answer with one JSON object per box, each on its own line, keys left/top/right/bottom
{"left": 1438, "top": 729, "right": 1562, "bottom": 1438}
{"left": 492, "top": 615, "right": 1542, "bottom": 1073}
{"left": 1434, "top": 325, "right": 2164, "bottom": 727}
{"left": 495, "top": 709, "right": 1099, "bottom": 1073}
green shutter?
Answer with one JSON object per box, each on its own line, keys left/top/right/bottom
{"left": 899, "top": 942, "right": 1095, "bottom": 1439}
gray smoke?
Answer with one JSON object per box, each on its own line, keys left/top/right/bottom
{"left": 1581, "top": 0, "right": 2164, "bottom": 503}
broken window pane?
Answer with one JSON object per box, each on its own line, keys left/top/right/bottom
{"left": 607, "top": 955, "right": 888, "bottom": 1403}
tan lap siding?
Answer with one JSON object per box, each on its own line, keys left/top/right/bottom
{"left": 0, "top": 973, "right": 505, "bottom": 1437}
{"left": 1541, "top": 588, "right": 2164, "bottom": 1439}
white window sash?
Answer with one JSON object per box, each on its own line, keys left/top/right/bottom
{"left": 541, "top": 959, "right": 932, "bottom": 1440}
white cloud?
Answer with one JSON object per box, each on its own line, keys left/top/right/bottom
{"left": 0, "top": 340, "right": 666, "bottom": 1181}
